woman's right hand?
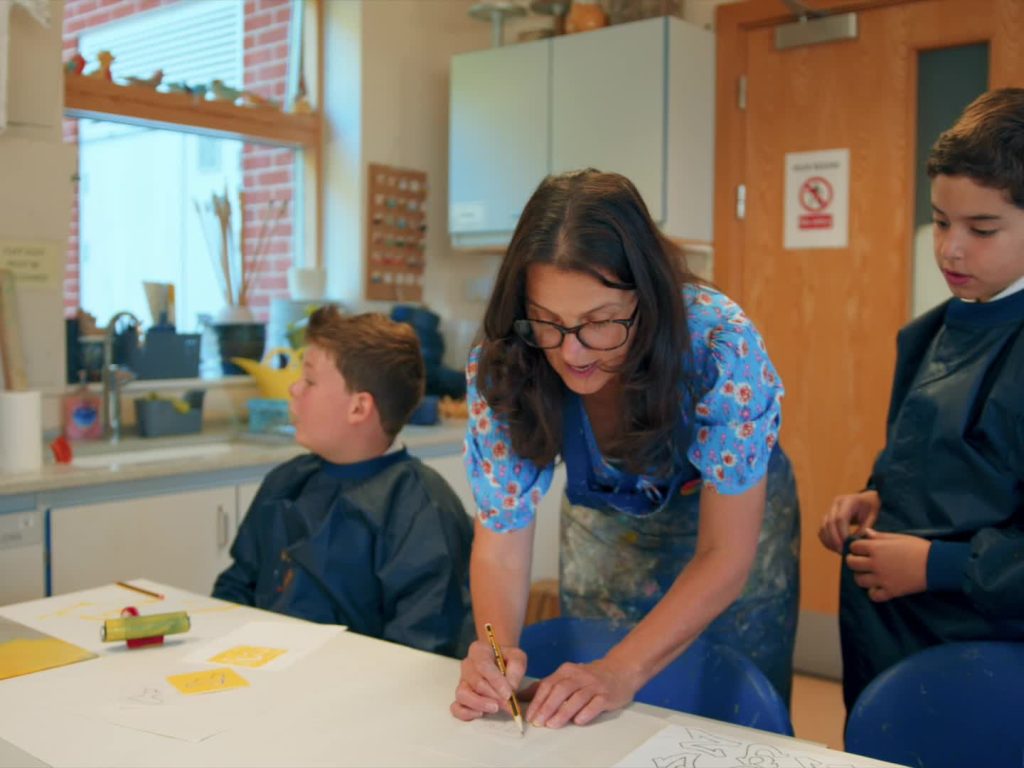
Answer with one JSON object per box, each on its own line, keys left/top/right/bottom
{"left": 450, "top": 638, "right": 527, "bottom": 721}
{"left": 819, "top": 490, "right": 881, "bottom": 553}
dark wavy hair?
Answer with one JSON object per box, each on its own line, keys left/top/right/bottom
{"left": 477, "top": 169, "right": 702, "bottom": 477}
{"left": 927, "top": 87, "right": 1024, "bottom": 208}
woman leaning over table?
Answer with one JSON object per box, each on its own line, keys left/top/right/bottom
{"left": 450, "top": 169, "right": 800, "bottom": 728}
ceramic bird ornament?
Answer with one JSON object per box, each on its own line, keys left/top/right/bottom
{"left": 209, "top": 79, "right": 244, "bottom": 103}
{"left": 165, "top": 82, "right": 207, "bottom": 101}
{"left": 238, "top": 90, "right": 280, "bottom": 109}
{"left": 86, "top": 50, "right": 115, "bottom": 81}
{"left": 124, "top": 69, "right": 163, "bottom": 89}
{"left": 64, "top": 52, "right": 86, "bottom": 75}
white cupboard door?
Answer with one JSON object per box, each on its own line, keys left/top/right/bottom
{"left": 551, "top": 18, "right": 666, "bottom": 222}
{"left": 49, "top": 486, "right": 237, "bottom": 596}
{"left": 449, "top": 39, "right": 551, "bottom": 238}
{"left": 421, "top": 454, "right": 565, "bottom": 585}
{"left": 231, "top": 478, "right": 263, "bottom": 553}
{"left": 236, "top": 480, "right": 262, "bottom": 528}
{"left": 0, "top": 510, "right": 45, "bottom": 605}
{"left": 420, "top": 454, "right": 476, "bottom": 525}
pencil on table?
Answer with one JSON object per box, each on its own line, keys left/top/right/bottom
{"left": 115, "top": 581, "right": 165, "bottom": 600}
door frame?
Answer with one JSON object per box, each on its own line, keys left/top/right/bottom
{"left": 715, "top": 0, "right": 1024, "bottom": 303}
{"left": 712, "top": 0, "right": 1024, "bottom": 679}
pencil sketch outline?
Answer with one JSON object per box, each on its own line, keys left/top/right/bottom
{"left": 637, "top": 727, "right": 862, "bottom": 768}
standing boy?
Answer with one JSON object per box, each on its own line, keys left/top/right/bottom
{"left": 820, "top": 88, "right": 1024, "bottom": 711}
{"left": 214, "top": 309, "right": 473, "bottom": 657}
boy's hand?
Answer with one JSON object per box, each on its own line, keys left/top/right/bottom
{"left": 451, "top": 638, "right": 527, "bottom": 721}
{"left": 819, "top": 490, "right": 881, "bottom": 553}
{"left": 845, "top": 528, "right": 931, "bottom": 601}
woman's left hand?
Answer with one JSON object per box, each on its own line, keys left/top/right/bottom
{"left": 522, "top": 656, "right": 641, "bottom": 728}
{"left": 845, "top": 528, "right": 931, "bottom": 602}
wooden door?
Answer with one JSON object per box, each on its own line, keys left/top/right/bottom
{"left": 714, "top": 0, "right": 1024, "bottom": 629}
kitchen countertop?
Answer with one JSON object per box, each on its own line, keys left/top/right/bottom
{"left": 0, "top": 421, "right": 468, "bottom": 497}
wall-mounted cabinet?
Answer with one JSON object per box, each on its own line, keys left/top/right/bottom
{"left": 448, "top": 39, "right": 551, "bottom": 240}
{"left": 449, "top": 16, "right": 715, "bottom": 249}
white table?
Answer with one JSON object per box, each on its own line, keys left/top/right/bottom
{"left": 0, "top": 582, "right": 902, "bottom": 768}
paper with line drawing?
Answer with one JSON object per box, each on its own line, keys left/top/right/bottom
{"left": 613, "top": 725, "right": 898, "bottom": 768}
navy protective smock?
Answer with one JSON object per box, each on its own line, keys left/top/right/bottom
{"left": 213, "top": 449, "right": 473, "bottom": 657}
{"left": 840, "top": 289, "right": 1024, "bottom": 710}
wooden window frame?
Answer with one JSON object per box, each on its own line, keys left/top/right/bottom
{"left": 62, "top": 0, "right": 325, "bottom": 269}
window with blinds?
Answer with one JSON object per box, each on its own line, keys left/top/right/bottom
{"left": 64, "top": 0, "right": 299, "bottom": 336}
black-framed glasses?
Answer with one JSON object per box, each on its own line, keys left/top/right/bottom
{"left": 512, "top": 307, "right": 638, "bottom": 351}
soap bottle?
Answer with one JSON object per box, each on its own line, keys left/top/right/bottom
{"left": 64, "top": 371, "right": 103, "bottom": 441}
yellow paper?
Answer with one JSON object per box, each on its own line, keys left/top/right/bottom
{"left": 167, "top": 667, "right": 249, "bottom": 695}
{"left": 0, "top": 637, "right": 97, "bottom": 680}
{"left": 209, "top": 645, "right": 286, "bottom": 668}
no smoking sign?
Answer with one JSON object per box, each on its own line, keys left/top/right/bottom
{"left": 784, "top": 149, "right": 849, "bottom": 249}
{"left": 798, "top": 176, "right": 834, "bottom": 230}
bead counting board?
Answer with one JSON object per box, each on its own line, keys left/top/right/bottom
{"left": 364, "top": 163, "right": 428, "bottom": 301}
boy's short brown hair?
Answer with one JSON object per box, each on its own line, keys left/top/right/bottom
{"left": 928, "top": 87, "right": 1024, "bottom": 208}
{"left": 305, "top": 308, "right": 425, "bottom": 438}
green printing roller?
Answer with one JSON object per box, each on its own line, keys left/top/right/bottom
{"left": 101, "top": 611, "right": 191, "bottom": 642}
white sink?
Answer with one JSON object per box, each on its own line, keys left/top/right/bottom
{"left": 72, "top": 442, "right": 233, "bottom": 469}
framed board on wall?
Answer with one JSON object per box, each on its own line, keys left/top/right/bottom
{"left": 364, "top": 163, "right": 427, "bottom": 302}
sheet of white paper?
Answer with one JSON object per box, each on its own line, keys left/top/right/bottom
{"left": 182, "top": 620, "right": 345, "bottom": 671}
{"left": 93, "top": 674, "right": 274, "bottom": 743}
{"left": 613, "top": 724, "right": 884, "bottom": 768}
{"left": 0, "top": 582, "right": 248, "bottom": 653}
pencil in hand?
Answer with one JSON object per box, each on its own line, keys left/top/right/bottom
{"left": 483, "top": 622, "right": 524, "bottom": 735}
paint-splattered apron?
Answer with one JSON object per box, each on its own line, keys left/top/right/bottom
{"left": 557, "top": 393, "right": 800, "bottom": 704}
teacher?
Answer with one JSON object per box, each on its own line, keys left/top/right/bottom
{"left": 450, "top": 170, "right": 800, "bottom": 729}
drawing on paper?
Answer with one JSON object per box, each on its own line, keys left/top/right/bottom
{"left": 125, "top": 687, "right": 166, "bottom": 707}
{"left": 616, "top": 727, "right": 862, "bottom": 768}
{"left": 37, "top": 596, "right": 239, "bottom": 623}
{"left": 166, "top": 667, "right": 249, "bottom": 695}
{"left": 209, "top": 645, "right": 286, "bottom": 668}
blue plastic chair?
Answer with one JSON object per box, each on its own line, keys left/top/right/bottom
{"left": 519, "top": 617, "right": 793, "bottom": 735}
{"left": 845, "top": 641, "right": 1024, "bottom": 767}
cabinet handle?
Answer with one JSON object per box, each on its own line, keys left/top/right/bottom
{"left": 217, "top": 505, "right": 229, "bottom": 548}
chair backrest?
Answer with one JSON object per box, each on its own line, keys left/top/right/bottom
{"left": 845, "top": 641, "right": 1024, "bottom": 767}
{"left": 519, "top": 617, "right": 793, "bottom": 735}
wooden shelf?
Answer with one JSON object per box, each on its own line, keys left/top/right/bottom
{"left": 64, "top": 75, "right": 320, "bottom": 149}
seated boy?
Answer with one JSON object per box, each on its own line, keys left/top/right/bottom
{"left": 214, "top": 308, "right": 473, "bottom": 657}
{"left": 819, "top": 88, "right": 1024, "bottom": 711}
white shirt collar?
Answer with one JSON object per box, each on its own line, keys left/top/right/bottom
{"left": 990, "top": 273, "right": 1024, "bottom": 302}
{"left": 956, "top": 273, "right": 1024, "bottom": 303}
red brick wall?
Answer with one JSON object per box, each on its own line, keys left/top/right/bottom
{"left": 62, "top": 0, "right": 295, "bottom": 322}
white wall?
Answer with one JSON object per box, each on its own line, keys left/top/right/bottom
{"left": 0, "top": 0, "right": 73, "bottom": 400}
{"left": 323, "top": 0, "right": 500, "bottom": 368}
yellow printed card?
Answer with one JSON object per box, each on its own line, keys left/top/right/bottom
{"left": 209, "top": 645, "right": 287, "bottom": 668}
{"left": 167, "top": 667, "right": 249, "bottom": 695}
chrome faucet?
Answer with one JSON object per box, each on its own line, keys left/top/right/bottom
{"left": 102, "top": 311, "right": 141, "bottom": 443}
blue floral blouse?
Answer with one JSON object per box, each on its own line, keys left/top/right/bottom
{"left": 464, "top": 284, "right": 784, "bottom": 532}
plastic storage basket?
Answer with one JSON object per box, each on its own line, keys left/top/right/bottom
{"left": 134, "top": 390, "right": 205, "bottom": 438}
{"left": 248, "top": 398, "right": 292, "bottom": 434}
